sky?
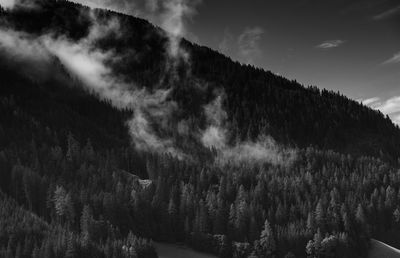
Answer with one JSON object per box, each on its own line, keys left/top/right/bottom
{"left": 193, "top": 0, "right": 400, "bottom": 123}
{"left": 1, "top": 0, "right": 400, "bottom": 124}
{"left": 190, "top": 0, "right": 400, "bottom": 101}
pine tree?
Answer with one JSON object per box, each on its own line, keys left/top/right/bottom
{"left": 315, "top": 200, "right": 325, "bottom": 231}
{"left": 80, "top": 205, "right": 92, "bottom": 247}
{"left": 313, "top": 229, "right": 322, "bottom": 256}
{"left": 228, "top": 203, "right": 236, "bottom": 237}
{"left": 355, "top": 204, "right": 366, "bottom": 227}
{"left": 66, "top": 133, "right": 80, "bottom": 162}
{"left": 306, "top": 240, "right": 314, "bottom": 257}
{"left": 259, "top": 219, "right": 275, "bottom": 257}
{"left": 306, "top": 212, "right": 315, "bottom": 234}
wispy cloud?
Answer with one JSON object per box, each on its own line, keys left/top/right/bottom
{"left": 373, "top": 96, "right": 400, "bottom": 115}
{"left": 218, "top": 27, "right": 265, "bottom": 65}
{"left": 316, "top": 40, "right": 345, "bottom": 49}
{"left": 201, "top": 96, "right": 297, "bottom": 166}
{"left": 0, "top": 0, "right": 15, "bottom": 9}
{"left": 393, "top": 113, "right": 400, "bottom": 125}
{"left": 71, "top": 0, "right": 201, "bottom": 60}
{"left": 0, "top": 0, "right": 41, "bottom": 10}
{"left": 383, "top": 51, "right": 400, "bottom": 65}
{"left": 218, "top": 29, "right": 234, "bottom": 54}
{"left": 0, "top": 13, "right": 189, "bottom": 158}
{"left": 373, "top": 4, "right": 400, "bottom": 20}
{"left": 237, "top": 26, "right": 264, "bottom": 65}
{"left": 363, "top": 96, "right": 400, "bottom": 125}
{"left": 362, "top": 97, "right": 380, "bottom": 106}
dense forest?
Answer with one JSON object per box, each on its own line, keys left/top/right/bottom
{"left": 1, "top": 0, "right": 400, "bottom": 257}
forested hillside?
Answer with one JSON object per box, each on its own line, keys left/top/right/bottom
{"left": 1, "top": 0, "right": 399, "bottom": 159}
{"left": 1, "top": 1, "right": 400, "bottom": 258}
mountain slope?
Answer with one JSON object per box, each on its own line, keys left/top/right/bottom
{"left": 1, "top": 1, "right": 400, "bottom": 258}
{"left": 1, "top": 0, "right": 400, "bottom": 160}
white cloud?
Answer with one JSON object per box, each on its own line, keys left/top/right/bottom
{"left": 316, "top": 40, "right": 345, "bottom": 49}
{"left": 393, "top": 113, "right": 400, "bottom": 125}
{"left": 0, "top": 0, "right": 40, "bottom": 10}
{"left": 0, "top": 29, "right": 49, "bottom": 61}
{"left": 219, "top": 136, "right": 297, "bottom": 166}
{"left": 363, "top": 96, "right": 400, "bottom": 125}
{"left": 0, "top": 3, "right": 294, "bottom": 162}
{"left": 0, "top": 15, "right": 187, "bottom": 158}
{"left": 44, "top": 34, "right": 185, "bottom": 157}
{"left": 373, "top": 4, "right": 400, "bottom": 20}
{"left": 373, "top": 96, "right": 400, "bottom": 115}
{"left": 362, "top": 97, "right": 380, "bottom": 106}
{"left": 201, "top": 95, "right": 297, "bottom": 166}
{"left": 383, "top": 51, "right": 400, "bottom": 65}
{"left": 0, "top": 0, "right": 15, "bottom": 9}
{"left": 160, "top": 0, "right": 201, "bottom": 58}
{"left": 238, "top": 27, "right": 264, "bottom": 65}
{"left": 218, "top": 29, "right": 234, "bottom": 54}
{"left": 71, "top": 0, "right": 201, "bottom": 60}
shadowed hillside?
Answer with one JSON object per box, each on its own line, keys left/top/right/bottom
{"left": 1, "top": 0, "right": 400, "bottom": 159}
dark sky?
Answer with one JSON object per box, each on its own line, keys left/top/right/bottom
{"left": 190, "top": 0, "right": 399, "bottom": 100}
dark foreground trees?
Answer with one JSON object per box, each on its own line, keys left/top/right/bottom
{"left": 1, "top": 110, "right": 399, "bottom": 257}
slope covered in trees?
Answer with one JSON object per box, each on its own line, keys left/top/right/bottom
{"left": 1, "top": 1, "right": 400, "bottom": 258}
{"left": 1, "top": 0, "right": 400, "bottom": 159}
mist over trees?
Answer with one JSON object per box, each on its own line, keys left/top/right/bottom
{"left": 1, "top": 1, "right": 400, "bottom": 258}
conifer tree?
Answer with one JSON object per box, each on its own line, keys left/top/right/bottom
{"left": 260, "top": 219, "right": 275, "bottom": 257}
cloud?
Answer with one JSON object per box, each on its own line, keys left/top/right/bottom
{"left": 0, "top": 0, "right": 40, "bottom": 10}
{"left": 0, "top": 3, "right": 294, "bottom": 163}
{"left": 44, "top": 25, "right": 185, "bottom": 157}
{"left": 362, "top": 97, "right": 380, "bottom": 106}
{"left": 393, "top": 113, "right": 400, "bottom": 125}
{"left": 237, "top": 26, "right": 264, "bottom": 65}
{"left": 160, "top": 0, "right": 201, "bottom": 59}
{"left": 201, "top": 95, "right": 228, "bottom": 149}
{"left": 71, "top": 0, "right": 201, "bottom": 61}
{"left": 373, "top": 4, "right": 400, "bottom": 20}
{"left": 383, "top": 51, "right": 400, "bottom": 65}
{"left": 0, "top": 29, "right": 55, "bottom": 81}
{"left": 45, "top": 36, "right": 185, "bottom": 157}
{"left": 363, "top": 96, "right": 400, "bottom": 125}
{"left": 218, "top": 29, "right": 234, "bottom": 54}
{"left": 218, "top": 26, "right": 267, "bottom": 65}
{"left": 373, "top": 96, "right": 400, "bottom": 115}
{"left": 219, "top": 136, "right": 297, "bottom": 166}
{"left": 0, "top": 0, "right": 15, "bottom": 9}
{"left": 127, "top": 89, "right": 186, "bottom": 158}
{"left": 201, "top": 95, "right": 297, "bottom": 166}
{"left": 316, "top": 40, "right": 345, "bottom": 49}
{"left": 0, "top": 29, "right": 49, "bottom": 61}
{"left": 0, "top": 12, "right": 188, "bottom": 158}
